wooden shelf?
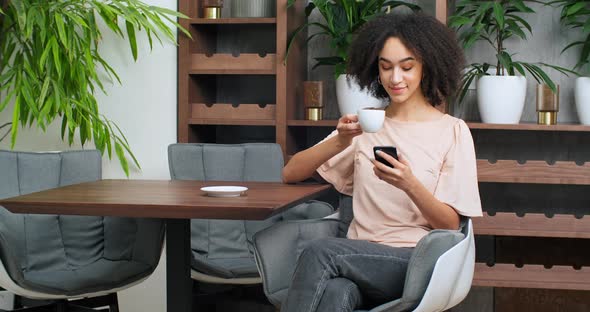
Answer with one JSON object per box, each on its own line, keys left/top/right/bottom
{"left": 189, "top": 69, "right": 275, "bottom": 75}
{"left": 467, "top": 122, "right": 590, "bottom": 132}
{"left": 190, "top": 18, "right": 277, "bottom": 24}
{"left": 473, "top": 263, "right": 590, "bottom": 290}
{"left": 286, "top": 120, "right": 590, "bottom": 131}
{"left": 191, "top": 103, "right": 275, "bottom": 122}
{"left": 477, "top": 160, "right": 590, "bottom": 185}
{"left": 188, "top": 119, "right": 275, "bottom": 126}
{"left": 190, "top": 54, "right": 276, "bottom": 74}
{"left": 288, "top": 120, "right": 338, "bottom": 127}
{"left": 473, "top": 212, "right": 590, "bottom": 239}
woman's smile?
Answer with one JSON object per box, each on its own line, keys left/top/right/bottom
{"left": 389, "top": 86, "right": 407, "bottom": 95}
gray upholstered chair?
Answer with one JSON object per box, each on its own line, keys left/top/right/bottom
{"left": 167, "top": 143, "right": 334, "bottom": 285}
{"left": 0, "top": 150, "right": 165, "bottom": 311}
{"left": 253, "top": 195, "right": 475, "bottom": 312}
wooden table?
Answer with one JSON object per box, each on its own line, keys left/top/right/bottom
{"left": 0, "top": 179, "right": 332, "bottom": 312}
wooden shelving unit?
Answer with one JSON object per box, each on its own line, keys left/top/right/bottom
{"left": 469, "top": 121, "right": 590, "bottom": 306}
{"left": 178, "top": 0, "right": 306, "bottom": 145}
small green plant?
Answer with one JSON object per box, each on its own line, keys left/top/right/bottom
{"left": 0, "top": 0, "right": 190, "bottom": 176}
{"left": 551, "top": 0, "right": 590, "bottom": 72}
{"left": 449, "top": 0, "right": 576, "bottom": 105}
{"left": 286, "top": 0, "right": 421, "bottom": 79}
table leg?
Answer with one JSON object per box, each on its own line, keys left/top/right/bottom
{"left": 166, "top": 219, "right": 193, "bottom": 312}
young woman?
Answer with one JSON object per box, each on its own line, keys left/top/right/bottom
{"left": 281, "top": 12, "right": 482, "bottom": 312}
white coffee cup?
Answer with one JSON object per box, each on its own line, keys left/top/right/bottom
{"left": 357, "top": 108, "right": 385, "bottom": 133}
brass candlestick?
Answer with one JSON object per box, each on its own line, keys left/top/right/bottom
{"left": 536, "top": 84, "right": 559, "bottom": 125}
{"left": 303, "top": 81, "right": 324, "bottom": 121}
{"left": 202, "top": 0, "right": 223, "bottom": 19}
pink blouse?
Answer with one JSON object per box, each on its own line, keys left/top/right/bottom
{"left": 317, "top": 114, "right": 482, "bottom": 247}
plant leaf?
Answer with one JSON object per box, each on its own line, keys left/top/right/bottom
{"left": 492, "top": 2, "right": 504, "bottom": 30}
{"left": 566, "top": 2, "right": 586, "bottom": 16}
{"left": 125, "top": 20, "right": 138, "bottom": 60}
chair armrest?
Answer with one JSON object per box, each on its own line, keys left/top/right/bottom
{"left": 280, "top": 200, "right": 334, "bottom": 221}
{"left": 253, "top": 218, "right": 342, "bottom": 307}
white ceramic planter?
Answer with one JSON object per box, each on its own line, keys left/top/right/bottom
{"left": 575, "top": 77, "right": 590, "bottom": 125}
{"left": 335, "top": 75, "right": 386, "bottom": 116}
{"left": 477, "top": 76, "right": 527, "bottom": 124}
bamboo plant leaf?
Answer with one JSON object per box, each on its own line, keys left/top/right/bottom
{"left": 125, "top": 20, "right": 138, "bottom": 60}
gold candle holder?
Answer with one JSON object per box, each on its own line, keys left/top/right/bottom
{"left": 303, "top": 81, "right": 324, "bottom": 120}
{"left": 202, "top": 0, "right": 223, "bottom": 19}
{"left": 536, "top": 84, "right": 559, "bottom": 125}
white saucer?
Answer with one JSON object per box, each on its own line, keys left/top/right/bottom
{"left": 200, "top": 186, "right": 248, "bottom": 197}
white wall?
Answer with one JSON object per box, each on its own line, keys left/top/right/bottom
{"left": 0, "top": 0, "right": 178, "bottom": 311}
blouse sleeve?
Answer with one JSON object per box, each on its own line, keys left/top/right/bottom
{"left": 433, "top": 120, "right": 483, "bottom": 217}
{"left": 316, "top": 130, "right": 355, "bottom": 196}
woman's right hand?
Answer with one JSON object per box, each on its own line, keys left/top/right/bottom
{"left": 336, "top": 114, "right": 363, "bottom": 147}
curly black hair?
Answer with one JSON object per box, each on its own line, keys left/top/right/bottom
{"left": 347, "top": 12, "right": 465, "bottom": 107}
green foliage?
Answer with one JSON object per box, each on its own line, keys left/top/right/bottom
{"left": 286, "top": 0, "right": 421, "bottom": 79}
{"left": 0, "top": 0, "right": 190, "bottom": 176}
{"left": 449, "top": 0, "right": 577, "bottom": 106}
{"left": 550, "top": 0, "right": 590, "bottom": 71}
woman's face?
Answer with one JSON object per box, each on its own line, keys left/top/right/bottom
{"left": 378, "top": 37, "right": 424, "bottom": 105}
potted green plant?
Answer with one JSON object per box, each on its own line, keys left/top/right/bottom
{"left": 286, "top": 0, "right": 421, "bottom": 115}
{"left": 551, "top": 0, "right": 590, "bottom": 124}
{"left": 0, "top": 0, "right": 189, "bottom": 175}
{"left": 449, "top": 0, "right": 575, "bottom": 124}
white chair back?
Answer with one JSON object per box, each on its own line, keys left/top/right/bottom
{"left": 412, "top": 219, "right": 474, "bottom": 312}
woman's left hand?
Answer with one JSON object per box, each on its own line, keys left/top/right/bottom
{"left": 372, "top": 151, "right": 418, "bottom": 193}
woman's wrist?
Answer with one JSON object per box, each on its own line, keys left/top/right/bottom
{"left": 402, "top": 175, "right": 421, "bottom": 196}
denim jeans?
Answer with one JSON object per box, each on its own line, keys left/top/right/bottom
{"left": 282, "top": 237, "right": 414, "bottom": 312}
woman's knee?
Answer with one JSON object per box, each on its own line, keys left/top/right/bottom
{"left": 300, "top": 237, "right": 343, "bottom": 263}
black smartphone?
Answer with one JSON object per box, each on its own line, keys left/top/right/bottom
{"left": 373, "top": 146, "right": 398, "bottom": 168}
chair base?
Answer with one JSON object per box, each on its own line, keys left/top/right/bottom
{"left": 0, "top": 293, "right": 118, "bottom": 312}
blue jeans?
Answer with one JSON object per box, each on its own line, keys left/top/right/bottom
{"left": 282, "top": 237, "right": 414, "bottom": 312}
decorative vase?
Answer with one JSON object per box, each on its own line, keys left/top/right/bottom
{"left": 575, "top": 77, "right": 590, "bottom": 125}
{"left": 477, "top": 76, "right": 527, "bottom": 124}
{"left": 536, "top": 84, "right": 559, "bottom": 125}
{"left": 231, "top": 0, "right": 275, "bottom": 18}
{"left": 335, "top": 75, "right": 386, "bottom": 116}
{"left": 202, "top": 0, "right": 223, "bottom": 18}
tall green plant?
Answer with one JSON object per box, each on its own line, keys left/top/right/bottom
{"left": 0, "top": 0, "right": 189, "bottom": 175}
{"left": 551, "top": 0, "right": 590, "bottom": 72}
{"left": 286, "top": 0, "right": 421, "bottom": 78}
{"left": 449, "top": 0, "right": 576, "bottom": 105}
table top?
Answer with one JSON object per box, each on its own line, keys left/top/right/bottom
{"left": 0, "top": 180, "right": 332, "bottom": 220}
